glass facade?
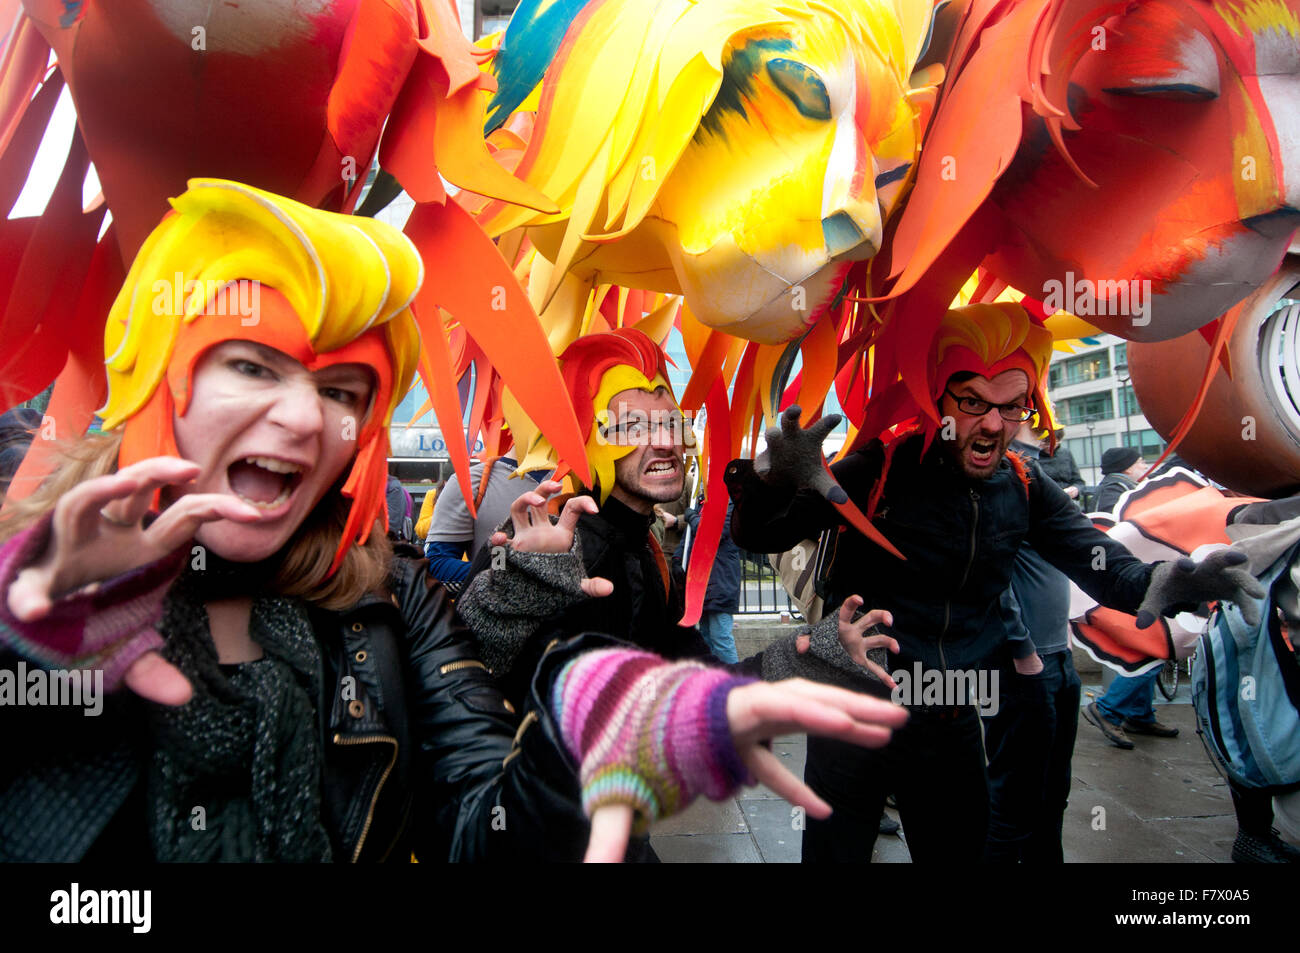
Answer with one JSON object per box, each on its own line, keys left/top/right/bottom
{"left": 1064, "top": 433, "right": 1117, "bottom": 475}
{"left": 1122, "top": 427, "right": 1166, "bottom": 460}
{"left": 1056, "top": 391, "right": 1114, "bottom": 425}
{"left": 1048, "top": 351, "right": 1111, "bottom": 388}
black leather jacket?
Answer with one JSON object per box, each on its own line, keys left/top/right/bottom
{"left": 726, "top": 434, "right": 1154, "bottom": 679}
{"left": 0, "top": 557, "right": 595, "bottom": 862}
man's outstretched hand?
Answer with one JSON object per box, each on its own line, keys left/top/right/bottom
{"left": 1135, "top": 549, "right": 1266, "bottom": 629}
{"left": 754, "top": 406, "right": 849, "bottom": 505}
{"left": 489, "top": 480, "right": 613, "bottom": 598}
{"left": 794, "top": 596, "right": 898, "bottom": 688}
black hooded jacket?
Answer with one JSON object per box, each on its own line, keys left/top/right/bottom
{"left": 726, "top": 434, "right": 1153, "bottom": 680}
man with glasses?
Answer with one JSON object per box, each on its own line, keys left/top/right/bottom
{"left": 457, "top": 329, "right": 716, "bottom": 707}
{"left": 725, "top": 303, "right": 1262, "bottom": 862}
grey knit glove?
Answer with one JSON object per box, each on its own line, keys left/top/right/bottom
{"left": 457, "top": 528, "right": 591, "bottom": 674}
{"left": 1135, "top": 550, "right": 1267, "bottom": 629}
{"left": 754, "top": 406, "right": 848, "bottom": 504}
{"left": 759, "top": 610, "right": 892, "bottom": 692}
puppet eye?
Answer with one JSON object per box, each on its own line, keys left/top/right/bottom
{"left": 1102, "top": 28, "right": 1220, "bottom": 100}
{"left": 1103, "top": 80, "right": 1219, "bottom": 101}
{"left": 767, "top": 58, "right": 832, "bottom": 120}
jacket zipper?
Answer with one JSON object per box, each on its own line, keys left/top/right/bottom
{"left": 939, "top": 489, "right": 980, "bottom": 674}
{"left": 333, "top": 733, "right": 398, "bottom": 862}
{"left": 439, "top": 659, "right": 487, "bottom": 675}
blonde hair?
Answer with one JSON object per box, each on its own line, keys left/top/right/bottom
{"left": 0, "top": 432, "right": 390, "bottom": 610}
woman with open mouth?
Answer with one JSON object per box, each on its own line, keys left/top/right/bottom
{"left": 0, "top": 179, "right": 905, "bottom": 862}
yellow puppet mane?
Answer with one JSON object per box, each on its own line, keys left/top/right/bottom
{"left": 477, "top": 0, "right": 935, "bottom": 278}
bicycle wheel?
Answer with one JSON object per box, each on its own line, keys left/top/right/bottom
{"left": 1157, "top": 658, "right": 1179, "bottom": 701}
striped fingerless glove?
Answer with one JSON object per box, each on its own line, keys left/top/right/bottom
{"left": 0, "top": 516, "right": 183, "bottom": 691}
{"left": 551, "top": 648, "right": 756, "bottom": 832}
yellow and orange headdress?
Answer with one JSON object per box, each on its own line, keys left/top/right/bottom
{"left": 854, "top": 301, "right": 1056, "bottom": 513}
{"left": 551, "top": 328, "right": 685, "bottom": 502}
{"left": 100, "top": 179, "right": 423, "bottom": 574}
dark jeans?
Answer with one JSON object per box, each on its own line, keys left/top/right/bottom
{"left": 982, "top": 650, "right": 1081, "bottom": 863}
{"left": 802, "top": 704, "right": 988, "bottom": 863}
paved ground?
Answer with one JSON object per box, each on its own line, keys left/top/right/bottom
{"left": 647, "top": 621, "right": 1300, "bottom": 863}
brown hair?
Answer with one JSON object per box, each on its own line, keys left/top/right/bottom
{"left": 0, "top": 432, "right": 391, "bottom": 610}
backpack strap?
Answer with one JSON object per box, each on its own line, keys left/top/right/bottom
{"left": 474, "top": 456, "right": 503, "bottom": 510}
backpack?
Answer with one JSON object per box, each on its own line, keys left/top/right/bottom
{"left": 1193, "top": 541, "right": 1300, "bottom": 789}
{"left": 769, "top": 527, "right": 839, "bottom": 624}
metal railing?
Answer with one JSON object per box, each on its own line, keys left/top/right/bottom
{"left": 737, "top": 551, "right": 799, "bottom": 616}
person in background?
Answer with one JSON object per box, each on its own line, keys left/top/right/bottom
{"left": 1094, "top": 447, "right": 1146, "bottom": 514}
{"left": 982, "top": 419, "right": 1081, "bottom": 862}
{"left": 1082, "top": 446, "right": 1179, "bottom": 750}
{"left": 1037, "top": 427, "right": 1084, "bottom": 504}
{"left": 0, "top": 408, "right": 40, "bottom": 501}
{"left": 653, "top": 481, "right": 694, "bottom": 552}
{"left": 385, "top": 473, "right": 413, "bottom": 542}
{"left": 423, "top": 456, "right": 541, "bottom": 594}
{"left": 414, "top": 477, "right": 444, "bottom": 542}
{"left": 674, "top": 497, "right": 741, "bottom": 663}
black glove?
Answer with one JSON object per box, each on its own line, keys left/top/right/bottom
{"left": 1135, "top": 549, "right": 1266, "bottom": 629}
{"left": 753, "top": 405, "right": 848, "bottom": 505}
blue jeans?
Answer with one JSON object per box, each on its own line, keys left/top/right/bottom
{"left": 983, "top": 650, "right": 1081, "bottom": 863}
{"left": 1095, "top": 667, "right": 1160, "bottom": 725}
{"left": 699, "top": 611, "right": 738, "bottom": 664}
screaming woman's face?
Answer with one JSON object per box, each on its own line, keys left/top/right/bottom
{"left": 170, "top": 340, "right": 374, "bottom": 561}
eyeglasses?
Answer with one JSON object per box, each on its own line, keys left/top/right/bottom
{"left": 597, "top": 410, "right": 694, "bottom": 445}
{"left": 943, "top": 388, "right": 1036, "bottom": 423}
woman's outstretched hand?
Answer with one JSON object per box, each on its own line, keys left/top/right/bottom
{"left": 583, "top": 678, "right": 907, "bottom": 862}
{"left": 7, "top": 456, "right": 263, "bottom": 705}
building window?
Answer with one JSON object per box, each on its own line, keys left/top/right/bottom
{"left": 1113, "top": 342, "right": 1127, "bottom": 369}
{"left": 1064, "top": 433, "right": 1118, "bottom": 475}
{"left": 1049, "top": 351, "right": 1111, "bottom": 388}
{"left": 1119, "top": 384, "right": 1141, "bottom": 416}
{"left": 1056, "top": 391, "right": 1114, "bottom": 424}
{"left": 1122, "top": 428, "right": 1166, "bottom": 460}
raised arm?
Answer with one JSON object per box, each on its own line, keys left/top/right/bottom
{"left": 726, "top": 408, "right": 878, "bottom": 554}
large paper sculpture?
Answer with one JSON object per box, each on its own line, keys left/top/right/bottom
{"left": 474, "top": 0, "right": 940, "bottom": 346}
{"left": 0, "top": 0, "right": 591, "bottom": 507}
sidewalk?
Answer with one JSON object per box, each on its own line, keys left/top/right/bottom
{"left": 647, "top": 620, "right": 1292, "bottom": 862}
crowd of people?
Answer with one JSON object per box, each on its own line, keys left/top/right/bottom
{"left": 0, "top": 180, "right": 1294, "bottom": 864}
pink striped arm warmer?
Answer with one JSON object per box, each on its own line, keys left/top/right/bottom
{"left": 551, "top": 648, "right": 757, "bottom": 832}
{"left": 0, "top": 515, "right": 183, "bottom": 691}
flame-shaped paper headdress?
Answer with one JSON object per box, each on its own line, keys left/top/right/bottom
{"left": 548, "top": 328, "right": 686, "bottom": 503}
{"left": 102, "top": 179, "right": 423, "bottom": 574}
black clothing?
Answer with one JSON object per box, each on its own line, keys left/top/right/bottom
{"left": 982, "top": 649, "right": 1081, "bottom": 863}
{"left": 0, "top": 558, "right": 597, "bottom": 862}
{"left": 727, "top": 433, "right": 1154, "bottom": 864}
{"left": 674, "top": 501, "right": 741, "bottom": 614}
{"left": 802, "top": 706, "right": 990, "bottom": 862}
{"left": 1094, "top": 472, "right": 1138, "bottom": 513}
{"left": 1037, "top": 445, "right": 1085, "bottom": 498}
{"left": 726, "top": 435, "right": 1153, "bottom": 679}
